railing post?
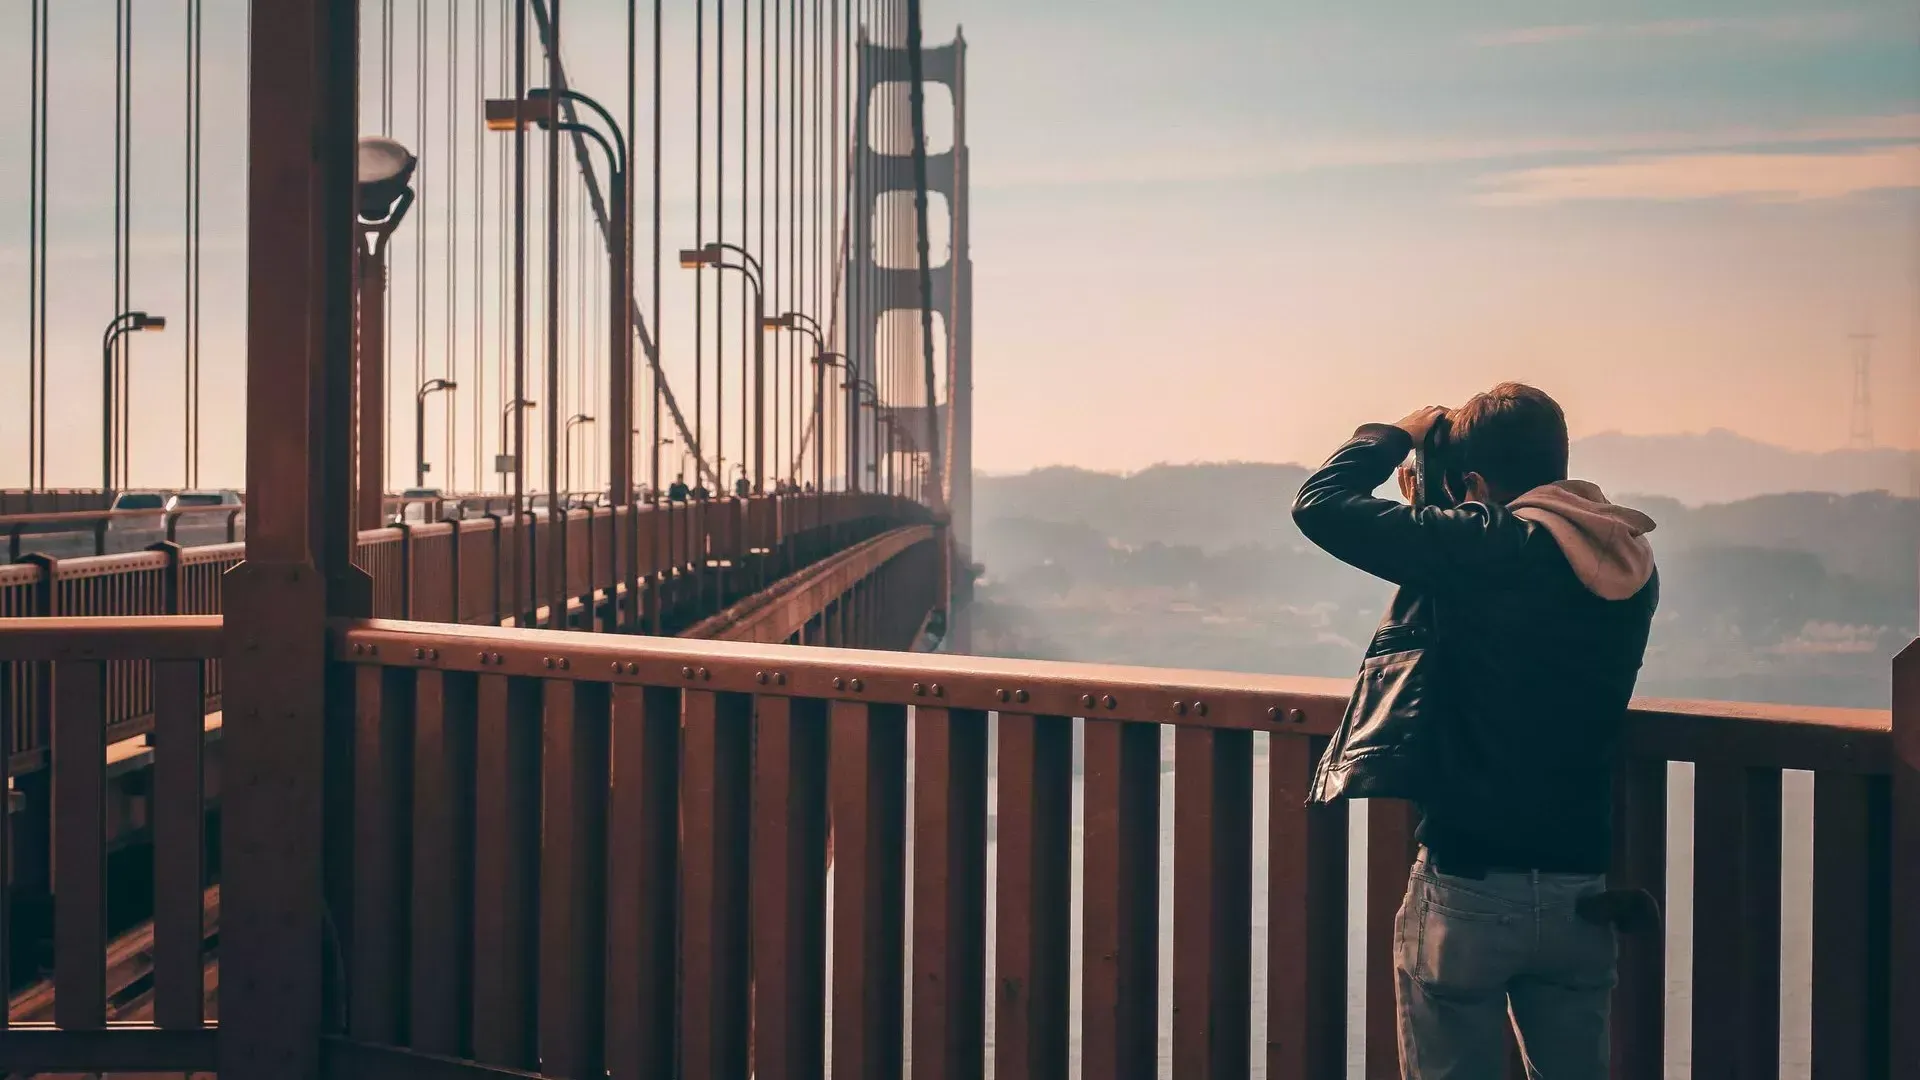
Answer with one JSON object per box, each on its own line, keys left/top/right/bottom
{"left": 395, "top": 522, "right": 416, "bottom": 620}
{"left": 150, "top": 539, "right": 185, "bottom": 616}
{"left": 1891, "top": 641, "right": 1920, "bottom": 1077}
{"left": 485, "top": 511, "right": 505, "bottom": 626}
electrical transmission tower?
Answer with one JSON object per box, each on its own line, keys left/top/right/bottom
{"left": 1849, "top": 329, "right": 1875, "bottom": 449}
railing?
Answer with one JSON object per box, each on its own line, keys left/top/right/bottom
{"left": 0, "top": 616, "right": 1910, "bottom": 1076}
{"left": 0, "top": 494, "right": 927, "bottom": 774}
{"left": 0, "top": 619, "right": 223, "bottom": 1075}
{"left": 304, "top": 621, "right": 1899, "bottom": 1079}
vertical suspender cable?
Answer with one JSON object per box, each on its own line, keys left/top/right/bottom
{"left": 27, "top": 0, "right": 41, "bottom": 486}
{"left": 717, "top": 0, "right": 727, "bottom": 486}
{"left": 650, "top": 0, "right": 663, "bottom": 500}
{"left": 447, "top": 0, "right": 460, "bottom": 491}
{"left": 905, "top": 0, "right": 941, "bottom": 507}
{"left": 475, "top": 0, "right": 487, "bottom": 488}
{"left": 514, "top": 0, "right": 528, "bottom": 616}
{"left": 184, "top": 0, "right": 194, "bottom": 486}
{"left": 695, "top": 0, "right": 706, "bottom": 485}
{"left": 758, "top": 0, "right": 767, "bottom": 487}
{"left": 34, "top": 1, "right": 49, "bottom": 487}
{"left": 741, "top": 0, "right": 750, "bottom": 487}
{"left": 547, "top": 0, "right": 562, "bottom": 600}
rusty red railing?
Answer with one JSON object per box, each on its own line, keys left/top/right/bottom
{"left": 0, "top": 617, "right": 1911, "bottom": 1077}
{"left": 0, "top": 494, "right": 926, "bottom": 774}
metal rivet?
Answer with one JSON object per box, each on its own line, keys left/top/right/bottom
{"left": 996, "top": 689, "right": 1010, "bottom": 703}
{"left": 1192, "top": 701, "right": 1207, "bottom": 718}
{"left": 913, "top": 683, "right": 926, "bottom": 697}
{"left": 1290, "top": 708, "right": 1307, "bottom": 724}
{"left": 626, "top": 662, "right": 639, "bottom": 675}
{"left": 414, "top": 647, "right": 426, "bottom": 660}
{"left": 775, "top": 672, "right": 786, "bottom": 686}
{"left": 428, "top": 649, "right": 439, "bottom": 661}
{"left": 1103, "top": 695, "right": 1117, "bottom": 710}
{"left": 352, "top": 643, "right": 364, "bottom": 656}
{"left": 368, "top": 645, "right": 379, "bottom": 656}
{"left": 931, "top": 683, "right": 944, "bottom": 698}
{"left": 544, "top": 657, "right": 556, "bottom": 669}
{"left": 479, "top": 651, "right": 490, "bottom": 664}
{"left": 1081, "top": 694, "right": 1095, "bottom": 708}
{"left": 491, "top": 652, "right": 503, "bottom": 665}
{"left": 850, "top": 678, "right": 864, "bottom": 692}
{"left": 699, "top": 667, "right": 711, "bottom": 681}
{"left": 1015, "top": 689, "right": 1029, "bottom": 704}
{"left": 559, "top": 658, "right": 570, "bottom": 671}
{"left": 683, "top": 666, "right": 696, "bottom": 679}
{"left": 1174, "top": 701, "right": 1188, "bottom": 716}
{"left": 612, "top": 661, "right": 624, "bottom": 673}
{"left": 757, "top": 672, "right": 769, "bottom": 685}
{"left": 1268, "top": 706, "right": 1282, "bottom": 722}
{"left": 834, "top": 677, "right": 846, "bottom": 690}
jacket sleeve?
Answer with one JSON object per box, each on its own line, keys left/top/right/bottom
{"left": 1291, "top": 424, "right": 1515, "bottom": 590}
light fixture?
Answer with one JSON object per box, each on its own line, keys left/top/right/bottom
{"left": 356, "top": 136, "right": 417, "bottom": 223}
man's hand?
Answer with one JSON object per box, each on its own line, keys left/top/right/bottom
{"left": 1394, "top": 406, "right": 1449, "bottom": 443}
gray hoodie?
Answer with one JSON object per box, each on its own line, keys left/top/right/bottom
{"left": 1508, "top": 480, "right": 1657, "bottom": 601}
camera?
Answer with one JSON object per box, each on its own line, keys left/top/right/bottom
{"left": 1412, "top": 414, "right": 1464, "bottom": 510}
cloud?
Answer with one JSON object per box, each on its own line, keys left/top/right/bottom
{"left": 1475, "top": 144, "right": 1920, "bottom": 205}
{"left": 973, "top": 114, "right": 1920, "bottom": 193}
{"left": 1472, "top": 14, "right": 1869, "bottom": 49}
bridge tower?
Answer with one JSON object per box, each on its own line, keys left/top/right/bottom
{"left": 846, "top": 28, "right": 972, "bottom": 560}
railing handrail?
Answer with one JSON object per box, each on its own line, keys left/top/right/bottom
{"left": 0, "top": 611, "right": 1887, "bottom": 773}
{"left": 320, "top": 616, "right": 1891, "bottom": 772}
{"left": 0, "top": 615, "right": 225, "bottom": 660}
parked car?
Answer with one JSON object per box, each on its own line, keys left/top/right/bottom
{"left": 165, "top": 489, "right": 243, "bottom": 514}
{"left": 105, "top": 490, "right": 170, "bottom": 534}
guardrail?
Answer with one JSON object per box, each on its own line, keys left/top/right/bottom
{"left": 0, "top": 494, "right": 928, "bottom": 773}
{"left": 0, "top": 617, "right": 1909, "bottom": 1078}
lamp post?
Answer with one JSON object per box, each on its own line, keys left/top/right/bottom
{"left": 564, "top": 413, "right": 596, "bottom": 498}
{"left": 498, "top": 398, "right": 537, "bottom": 491}
{"left": 762, "top": 311, "right": 837, "bottom": 494}
{"left": 844, "top": 376, "right": 879, "bottom": 495}
{"left": 414, "top": 378, "right": 457, "bottom": 488}
{"left": 356, "top": 135, "right": 417, "bottom": 531}
{"left": 485, "top": 90, "right": 631, "bottom": 515}
{"left": 101, "top": 311, "right": 166, "bottom": 489}
{"left": 680, "top": 242, "right": 766, "bottom": 491}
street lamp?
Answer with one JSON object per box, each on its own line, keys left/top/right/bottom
{"left": 762, "top": 312, "right": 833, "bottom": 493}
{"left": 101, "top": 311, "right": 166, "bottom": 489}
{"left": 357, "top": 135, "right": 417, "bottom": 530}
{"left": 414, "top": 378, "right": 457, "bottom": 488}
{"left": 564, "top": 413, "right": 597, "bottom": 498}
{"left": 680, "top": 242, "right": 767, "bottom": 491}
{"left": 843, "top": 376, "right": 879, "bottom": 494}
{"left": 486, "top": 89, "right": 632, "bottom": 513}
{"left": 498, "top": 398, "right": 537, "bottom": 492}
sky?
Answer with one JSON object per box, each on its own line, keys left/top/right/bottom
{"left": 0, "top": 0, "right": 1916, "bottom": 487}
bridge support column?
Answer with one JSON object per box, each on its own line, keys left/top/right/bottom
{"left": 220, "top": 3, "right": 368, "bottom": 1079}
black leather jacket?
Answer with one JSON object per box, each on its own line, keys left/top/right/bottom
{"left": 1292, "top": 425, "right": 1657, "bottom": 873}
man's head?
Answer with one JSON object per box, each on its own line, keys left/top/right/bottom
{"left": 1450, "top": 382, "right": 1569, "bottom": 505}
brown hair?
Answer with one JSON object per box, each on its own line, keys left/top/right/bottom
{"left": 1450, "top": 382, "right": 1569, "bottom": 499}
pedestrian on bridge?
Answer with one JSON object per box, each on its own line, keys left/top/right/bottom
{"left": 1292, "top": 383, "right": 1659, "bottom": 1080}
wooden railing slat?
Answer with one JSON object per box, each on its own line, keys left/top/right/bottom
{"left": 1691, "top": 763, "right": 1782, "bottom": 1078}
{"left": 910, "top": 706, "right": 989, "bottom": 1080}
{"left": 470, "top": 674, "right": 542, "bottom": 1069}
{"left": 1267, "top": 734, "right": 1346, "bottom": 1080}
{"left": 604, "top": 684, "right": 680, "bottom": 1080}
{"left": 1811, "top": 770, "right": 1890, "bottom": 1080}
{"left": 537, "top": 679, "right": 610, "bottom": 1078}
{"left": 349, "top": 665, "right": 415, "bottom": 1045}
{"left": 1609, "top": 755, "right": 1667, "bottom": 1079}
{"left": 151, "top": 658, "right": 207, "bottom": 1029}
{"left": 1172, "top": 726, "right": 1253, "bottom": 1080}
{"left": 1082, "top": 717, "right": 1159, "bottom": 1080}
{"left": 1362, "top": 798, "right": 1417, "bottom": 1080}
{"left": 52, "top": 659, "right": 107, "bottom": 1030}
{"left": 409, "top": 671, "right": 476, "bottom": 1056}
{"left": 992, "top": 712, "right": 1071, "bottom": 1080}
{"left": 831, "top": 700, "right": 910, "bottom": 1080}
{"left": 680, "top": 690, "right": 752, "bottom": 1080}
{"left": 751, "top": 694, "right": 830, "bottom": 1080}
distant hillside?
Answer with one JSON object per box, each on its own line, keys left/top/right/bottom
{"left": 1571, "top": 429, "right": 1917, "bottom": 506}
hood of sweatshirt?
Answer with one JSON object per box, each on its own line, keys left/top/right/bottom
{"left": 1508, "top": 480, "right": 1657, "bottom": 601}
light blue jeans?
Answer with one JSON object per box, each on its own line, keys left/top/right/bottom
{"left": 1394, "top": 851, "right": 1616, "bottom": 1079}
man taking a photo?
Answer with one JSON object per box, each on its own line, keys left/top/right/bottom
{"left": 1292, "top": 382, "right": 1659, "bottom": 1079}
